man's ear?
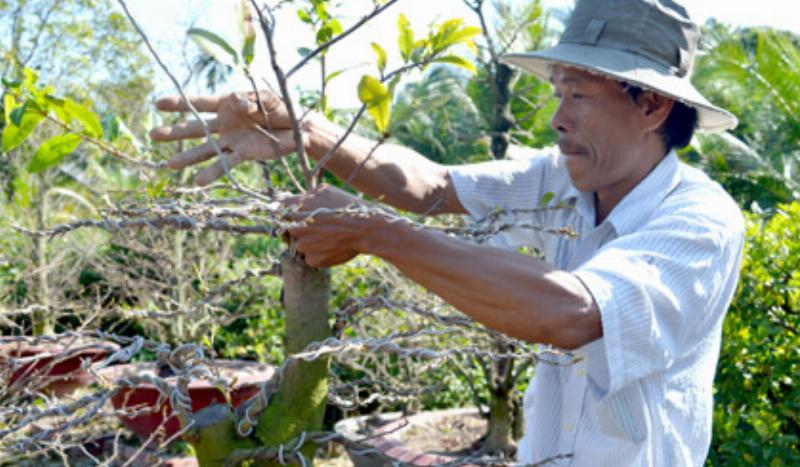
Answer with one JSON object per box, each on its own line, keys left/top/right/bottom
{"left": 638, "top": 92, "right": 675, "bottom": 132}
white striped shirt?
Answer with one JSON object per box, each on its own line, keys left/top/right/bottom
{"left": 450, "top": 147, "right": 744, "bottom": 466}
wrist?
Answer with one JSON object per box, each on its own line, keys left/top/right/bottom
{"left": 356, "top": 212, "right": 406, "bottom": 258}
{"left": 301, "top": 112, "right": 339, "bottom": 161}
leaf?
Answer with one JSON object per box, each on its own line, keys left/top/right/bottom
{"left": 324, "top": 68, "right": 347, "bottom": 85}
{"left": 3, "top": 93, "right": 15, "bottom": 123}
{"left": 239, "top": 0, "right": 256, "bottom": 65}
{"left": 22, "top": 67, "right": 38, "bottom": 90}
{"left": 10, "top": 101, "right": 27, "bottom": 126}
{"left": 1, "top": 78, "right": 21, "bottom": 90}
{"left": 398, "top": 14, "right": 414, "bottom": 62}
{"left": 101, "top": 113, "right": 120, "bottom": 142}
{"left": 357, "top": 75, "right": 391, "bottom": 133}
{"left": 297, "top": 8, "right": 312, "bottom": 24}
{"left": 12, "top": 170, "right": 31, "bottom": 208}
{"left": 45, "top": 94, "right": 71, "bottom": 125}
{"left": 539, "top": 191, "right": 555, "bottom": 207}
{"left": 433, "top": 55, "right": 477, "bottom": 74}
{"left": 28, "top": 133, "right": 82, "bottom": 173}
{"left": 188, "top": 27, "right": 239, "bottom": 67}
{"left": 2, "top": 100, "right": 45, "bottom": 152}
{"left": 64, "top": 99, "right": 103, "bottom": 138}
{"left": 371, "top": 42, "right": 387, "bottom": 73}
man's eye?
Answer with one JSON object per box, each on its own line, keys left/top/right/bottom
{"left": 572, "top": 93, "right": 584, "bottom": 100}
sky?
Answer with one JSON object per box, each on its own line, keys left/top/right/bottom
{"left": 123, "top": 0, "right": 800, "bottom": 108}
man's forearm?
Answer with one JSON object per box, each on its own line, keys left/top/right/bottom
{"left": 360, "top": 217, "right": 603, "bottom": 350}
{"left": 304, "top": 116, "right": 465, "bottom": 215}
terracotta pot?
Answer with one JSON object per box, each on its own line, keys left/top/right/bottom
{"left": 0, "top": 341, "right": 119, "bottom": 397}
{"left": 99, "top": 360, "right": 274, "bottom": 443}
{"left": 334, "top": 407, "right": 484, "bottom": 466}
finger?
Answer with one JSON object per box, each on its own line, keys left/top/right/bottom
{"left": 166, "top": 142, "right": 218, "bottom": 170}
{"left": 155, "top": 95, "right": 222, "bottom": 113}
{"left": 150, "top": 118, "right": 220, "bottom": 142}
{"left": 194, "top": 151, "right": 245, "bottom": 186}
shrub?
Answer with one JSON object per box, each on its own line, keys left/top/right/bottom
{"left": 710, "top": 203, "right": 800, "bottom": 465}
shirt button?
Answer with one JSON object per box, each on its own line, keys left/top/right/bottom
{"left": 575, "top": 368, "right": 587, "bottom": 377}
{"left": 565, "top": 422, "right": 575, "bottom": 432}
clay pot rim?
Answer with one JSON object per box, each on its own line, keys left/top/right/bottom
{"left": 0, "top": 340, "right": 121, "bottom": 358}
{"left": 98, "top": 359, "right": 275, "bottom": 390}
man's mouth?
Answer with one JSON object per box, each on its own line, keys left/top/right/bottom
{"left": 559, "top": 142, "right": 585, "bottom": 156}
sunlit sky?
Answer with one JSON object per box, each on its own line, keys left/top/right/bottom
{"left": 123, "top": 0, "right": 800, "bottom": 107}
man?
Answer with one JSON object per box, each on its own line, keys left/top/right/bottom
{"left": 150, "top": 0, "right": 744, "bottom": 464}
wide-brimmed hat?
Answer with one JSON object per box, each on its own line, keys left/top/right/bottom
{"left": 501, "top": 0, "right": 737, "bottom": 131}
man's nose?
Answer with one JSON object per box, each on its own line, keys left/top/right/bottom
{"left": 549, "top": 101, "right": 572, "bottom": 133}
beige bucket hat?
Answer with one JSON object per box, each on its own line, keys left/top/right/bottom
{"left": 501, "top": 0, "right": 737, "bottom": 131}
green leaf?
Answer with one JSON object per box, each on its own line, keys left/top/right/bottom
{"left": 239, "top": 0, "right": 256, "bottom": 66}
{"left": 3, "top": 93, "right": 15, "bottom": 123}
{"left": 433, "top": 55, "right": 477, "bottom": 74}
{"left": 1, "top": 78, "right": 21, "bottom": 90}
{"left": 297, "top": 8, "right": 312, "bottom": 24}
{"left": 2, "top": 100, "right": 45, "bottom": 152}
{"left": 327, "top": 19, "right": 343, "bottom": 35}
{"left": 28, "top": 133, "right": 82, "bottom": 173}
{"left": 188, "top": 27, "right": 239, "bottom": 67}
{"left": 314, "top": 1, "right": 329, "bottom": 21}
{"left": 371, "top": 42, "right": 387, "bottom": 73}
{"left": 64, "top": 99, "right": 102, "bottom": 138}
{"left": 12, "top": 170, "right": 31, "bottom": 208}
{"left": 539, "top": 191, "right": 555, "bottom": 207}
{"left": 398, "top": 14, "right": 414, "bottom": 62}
{"left": 449, "top": 25, "right": 481, "bottom": 49}
{"left": 46, "top": 94, "right": 71, "bottom": 124}
{"left": 324, "top": 68, "right": 347, "bottom": 85}
{"left": 10, "top": 101, "right": 27, "bottom": 126}
{"left": 357, "top": 75, "right": 391, "bottom": 133}
{"left": 101, "top": 113, "right": 120, "bottom": 142}
{"left": 22, "top": 67, "right": 38, "bottom": 90}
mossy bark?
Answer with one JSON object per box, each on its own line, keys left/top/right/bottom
{"left": 490, "top": 63, "right": 516, "bottom": 160}
{"left": 251, "top": 253, "right": 331, "bottom": 464}
{"left": 191, "top": 253, "right": 332, "bottom": 466}
{"left": 482, "top": 337, "right": 520, "bottom": 456}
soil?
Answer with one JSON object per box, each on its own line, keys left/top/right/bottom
{"left": 385, "top": 411, "right": 486, "bottom": 455}
{"left": 332, "top": 408, "right": 491, "bottom": 465}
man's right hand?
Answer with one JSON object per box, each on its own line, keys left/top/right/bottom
{"left": 149, "top": 91, "right": 299, "bottom": 186}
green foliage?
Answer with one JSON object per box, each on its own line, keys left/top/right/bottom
{"left": 391, "top": 67, "right": 489, "bottom": 165}
{"left": 28, "top": 134, "right": 82, "bottom": 173}
{"left": 2, "top": 67, "right": 107, "bottom": 175}
{"left": 692, "top": 24, "right": 800, "bottom": 209}
{"left": 709, "top": 204, "right": 800, "bottom": 466}
{"left": 188, "top": 28, "right": 241, "bottom": 67}
{"left": 357, "top": 75, "right": 391, "bottom": 134}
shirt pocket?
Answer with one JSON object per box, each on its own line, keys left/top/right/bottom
{"left": 595, "top": 382, "right": 650, "bottom": 444}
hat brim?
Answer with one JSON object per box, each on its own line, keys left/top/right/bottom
{"left": 501, "top": 42, "right": 737, "bottom": 132}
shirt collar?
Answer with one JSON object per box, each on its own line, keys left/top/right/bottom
{"left": 565, "top": 151, "right": 682, "bottom": 235}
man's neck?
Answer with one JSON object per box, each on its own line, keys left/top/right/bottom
{"left": 594, "top": 149, "right": 670, "bottom": 225}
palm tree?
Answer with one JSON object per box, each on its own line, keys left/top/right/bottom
{"left": 691, "top": 22, "right": 800, "bottom": 209}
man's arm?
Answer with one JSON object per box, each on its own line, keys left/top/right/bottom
{"left": 150, "top": 92, "right": 467, "bottom": 215}
{"left": 304, "top": 116, "right": 466, "bottom": 215}
{"left": 289, "top": 190, "right": 603, "bottom": 350}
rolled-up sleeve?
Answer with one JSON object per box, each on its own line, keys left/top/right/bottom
{"left": 573, "top": 211, "right": 744, "bottom": 395}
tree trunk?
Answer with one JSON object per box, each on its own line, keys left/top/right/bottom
{"left": 191, "top": 253, "right": 332, "bottom": 466}
{"left": 482, "top": 336, "right": 519, "bottom": 456}
{"left": 252, "top": 253, "right": 332, "bottom": 463}
{"left": 490, "top": 63, "right": 516, "bottom": 160}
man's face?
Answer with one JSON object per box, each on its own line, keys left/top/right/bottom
{"left": 548, "top": 65, "right": 655, "bottom": 195}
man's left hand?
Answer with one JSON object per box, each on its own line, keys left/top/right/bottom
{"left": 285, "top": 185, "right": 378, "bottom": 268}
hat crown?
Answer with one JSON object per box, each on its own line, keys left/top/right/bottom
{"left": 560, "top": 0, "right": 700, "bottom": 77}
